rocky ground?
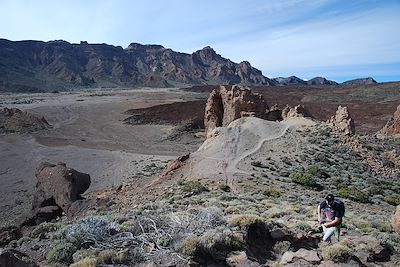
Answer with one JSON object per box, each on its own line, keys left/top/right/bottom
{"left": 0, "top": 88, "right": 207, "bottom": 228}
{"left": 1, "top": 85, "right": 400, "bottom": 266}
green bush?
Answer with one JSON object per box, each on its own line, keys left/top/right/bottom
{"left": 384, "top": 194, "right": 400, "bottom": 206}
{"left": 47, "top": 241, "right": 77, "bottom": 264}
{"left": 263, "top": 187, "right": 282, "bottom": 197}
{"left": 290, "top": 172, "right": 323, "bottom": 190}
{"left": 307, "top": 165, "right": 329, "bottom": 179}
{"left": 219, "top": 183, "right": 231, "bottom": 192}
{"left": 321, "top": 243, "right": 353, "bottom": 262}
{"left": 70, "top": 257, "right": 97, "bottom": 267}
{"left": 339, "top": 188, "right": 370, "bottom": 203}
{"left": 30, "top": 222, "right": 61, "bottom": 238}
{"left": 228, "top": 214, "right": 264, "bottom": 228}
{"left": 181, "top": 181, "right": 208, "bottom": 194}
{"left": 180, "top": 235, "right": 200, "bottom": 256}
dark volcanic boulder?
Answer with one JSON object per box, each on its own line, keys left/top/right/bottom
{"left": 22, "top": 162, "right": 91, "bottom": 225}
{"left": 0, "top": 249, "right": 38, "bottom": 267}
{"left": 0, "top": 107, "right": 50, "bottom": 133}
{"left": 0, "top": 226, "right": 22, "bottom": 247}
{"left": 204, "top": 85, "right": 268, "bottom": 138}
{"left": 33, "top": 162, "right": 91, "bottom": 211}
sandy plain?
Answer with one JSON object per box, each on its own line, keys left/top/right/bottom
{"left": 0, "top": 88, "right": 207, "bottom": 227}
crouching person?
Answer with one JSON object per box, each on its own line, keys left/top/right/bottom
{"left": 317, "top": 194, "right": 345, "bottom": 243}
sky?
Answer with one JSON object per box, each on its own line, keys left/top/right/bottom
{"left": 1, "top": 0, "right": 400, "bottom": 82}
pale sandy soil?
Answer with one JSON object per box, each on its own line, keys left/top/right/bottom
{"left": 0, "top": 88, "right": 207, "bottom": 227}
{"left": 151, "top": 116, "right": 316, "bottom": 192}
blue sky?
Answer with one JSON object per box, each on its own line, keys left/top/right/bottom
{"left": 1, "top": 0, "right": 400, "bottom": 82}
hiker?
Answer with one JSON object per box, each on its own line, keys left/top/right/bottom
{"left": 317, "top": 194, "right": 345, "bottom": 242}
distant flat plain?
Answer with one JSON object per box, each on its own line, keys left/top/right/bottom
{"left": 0, "top": 88, "right": 207, "bottom": 227}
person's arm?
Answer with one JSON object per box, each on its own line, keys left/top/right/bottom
{"left": 317, "top": 204, "right": 322, "bottom": 224}
{"left": 323, "top": 217, "right": 342, "bottom": 228}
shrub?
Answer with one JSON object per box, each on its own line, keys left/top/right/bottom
{"left": 66, "top": 216, "right": 116, "bottom": 247}
{"left": 181, "top": 181, "right": 208, "bottom": 194}
{"left": 219, "top": 183, "right": 231, "bottom": 192}
{"left": 338, "top": 188, "right": 370, "bottom": 203}
{"left": 321, "top": 243, "right": 353, "bottom": 263}
{"left": 70, "top": 257, "right": 97, "bottom": 267}
{"left": 15, "top": 236, "right": 31, "bottom": 246}
{"left": 263, "top": 187, "right": 282, "bottom": 197}
{"left": 96, "top": 249, "right": 127, "bottom": 264}
{"left": 384, "top": 194, "right": 400, "bottom": 206}
{"left": 273, "top": 240, "right": 292, "bottom": 255}
{"left": 30, "top": 222, "right": 61, "bottom": 238}
{"left": 296, "top": 222, "right": 312, "bottom": 232}
{"left": 251, "top": 161, "right": 263, "bottom": 167}
{"left": 228, "top": 214, "right": 264, "bottom": 228}
{"left": 307, "top": 165, "right": 329, "bottom": 179}
{"left": 290, "top": 172, "right": 323, "bottom": 190}
{"left": 47, "top": 241, "right": 77, "bottom": 264}
{"left": 180, "top": 235, "right": 200, "bottom": 256}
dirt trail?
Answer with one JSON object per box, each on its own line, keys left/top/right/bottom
{"left": 223, "top": 118, "right": 313, "bottom": 192}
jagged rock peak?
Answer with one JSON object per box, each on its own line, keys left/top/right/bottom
{"left": 307, "top": 76, "right": 338, "bottom": 85}
{"left": 204, "top": 85, "right": 268, "bottom": 139}
{"left": 376, "top": 104, "right": 400, "bottom": 139}
{"left": 126, "top": 42, "right": 165, "bottom": 50}
{"left": 329, "top": 105, "right": 355, "bottom": 136}
{"left": 273, "top": 76, "right": 306, "bottom": 85}
{"left": 342, "top": 77, "right": 377, "bottom": 85}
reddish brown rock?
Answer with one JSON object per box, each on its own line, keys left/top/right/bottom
{"left": 21, "top": 162, "right": 91, "bottom": 225}
{"left": 226, "top": 251, "right": 260, "bottom": 267}
{"left": 282, "top": 104, "right": 311, "bottom": 119}
{"left": 204, "top": 85, "right": 268, "bottom": 138}
{"left": 392, "top": 205, "right": 400, "bottom": 233}
{"left": 329, "top": 106, "right": 355, "bottom": 136}
{"left": 377, "top": 105, "right": 400, "bottom": 139}
{"left": 161, "top": 153, "right": 190, "bottom": 177}
{"left": 0, "top": 107, "right": 50, "bottom": 133}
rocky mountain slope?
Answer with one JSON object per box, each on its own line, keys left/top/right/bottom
{"left": 342, "top": 77, "right": 377, "bottom": 86}
{"left": 0, "top": 39, "right": 273, "bottom": 92}
{"left": 272, "top": 76, "right": 378, "bottom": 86}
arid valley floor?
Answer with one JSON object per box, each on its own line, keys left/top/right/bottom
{"left": 1, "top": 85, "right": 400, "bottom": 267}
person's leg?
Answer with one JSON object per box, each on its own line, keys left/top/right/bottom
{"left": 322, "top": 225, "right": 336, "bottom": 242}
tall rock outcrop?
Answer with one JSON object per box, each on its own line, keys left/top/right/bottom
{"left": 376, "top": 105, "right": 400, "bottom": 139}
{"left": 282, "top": 104, "right": 311, "bottom": 120}
{"left": 392, "top": 205, "right": 400, "bottom": 233}
{"left": 329, "top": 106, "right": 355, "bottom": 136}
{"left": 204, "top": 85, "right": 268, "bottom": 138}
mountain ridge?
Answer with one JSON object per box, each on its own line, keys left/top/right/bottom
{"left": 0, "top": 39, "right": 273, "bottom": 92}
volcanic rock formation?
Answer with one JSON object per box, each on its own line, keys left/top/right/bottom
{"left": 376, "top": 104, "right": 400, "bottom": 139}
{"left": 22, "top": 162, "right": 91, "bottom": 225}
{"left": 329, "top": 106, "right": 355, "bottom": 136}
{"left": 204, "top": 85, "right": 268, "bottom": 138}
{"left": 393, "top": 205, "right": 400, "bottom": 233}
{"left": 282, "top": 104, "right": 311, "bottom": 120}
{"left": 0, "top": 107, "right": 50, "bottom": 133}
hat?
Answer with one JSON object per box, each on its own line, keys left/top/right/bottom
{"left": 325, "top": 194, "right": 335, "bottom": 202}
